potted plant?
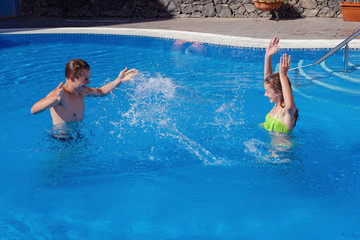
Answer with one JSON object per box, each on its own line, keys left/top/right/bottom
{"left": 340, "top": 1, "right": 360, "bottom": 22}
{"left": 253, "top": 0, "right": 284, "bottom": 12}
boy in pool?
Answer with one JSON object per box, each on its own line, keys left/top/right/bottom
{"left": 260, "top": 37, "right": 298, "bottom": 133}
{"left": 31, "top": 59, "right": 138, "bottom": 125}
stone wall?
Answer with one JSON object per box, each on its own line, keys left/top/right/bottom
{"left": 20, "top": 0, "right": 343, "bottom": 19}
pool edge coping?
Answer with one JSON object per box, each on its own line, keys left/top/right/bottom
{"left": 1, "top": 27, "right": 360, "bottom": 49}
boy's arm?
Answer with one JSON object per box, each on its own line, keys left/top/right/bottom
{"left": 265, "top": 37, "right": 279, "bottom": 79}
{"left": 31, "top": 82, "right": 63, "bottom": 114}
{"left": 279, "top": 54, "right": 296, "bottom": 113}
{"left": 85, "top": 68, "right": 138, "bottom": 97}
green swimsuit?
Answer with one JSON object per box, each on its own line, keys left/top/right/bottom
{"left": 260, "top": 108, "right": 291, "bottom": 133}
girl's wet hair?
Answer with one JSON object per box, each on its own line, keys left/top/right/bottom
{"left": 65, "top": 59, "right": 90, "bottom": 79}
{"left": 265, "top": 73, "right": 299, "bottom": 126}
{"left": 265, "top": 73, "right": 284, "bottom": 106}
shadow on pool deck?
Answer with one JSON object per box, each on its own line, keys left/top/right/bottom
{"left": 1, "top": 16, "right": 360, "bottom": 40}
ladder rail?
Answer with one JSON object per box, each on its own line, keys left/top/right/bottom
{"left": 344, "top": 43, "right": 350, "bottom": 73}
{"left": 289, "top": 28, "right": 360, "bottom": 71}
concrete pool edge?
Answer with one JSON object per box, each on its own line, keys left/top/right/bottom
{"left": 1, "top": 27, "right": 360, "bottom": 49}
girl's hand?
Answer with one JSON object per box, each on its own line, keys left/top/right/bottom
{"left": 280, "top": 53, "right": 291, "bottom": 75}
{"left": 266, "top": 37, "right": 279, "bottom": 57}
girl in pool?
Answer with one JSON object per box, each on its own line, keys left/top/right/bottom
{"left": 260, "top": 37, "right": 298, "bottom": 133}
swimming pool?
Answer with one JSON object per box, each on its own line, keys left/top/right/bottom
{"left": 0, "top": 32, "right": 359, "bottom": 239}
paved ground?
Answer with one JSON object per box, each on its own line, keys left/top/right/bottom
{"left": 0, "top": 16, "right": 360, "bottom": 40}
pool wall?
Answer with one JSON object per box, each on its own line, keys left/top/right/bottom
{"left": 1, "top": 27, "right": 360, "bottom": 49}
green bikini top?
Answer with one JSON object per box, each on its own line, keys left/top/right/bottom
{"left": 260, "top": 108, "right": 291, "bottom": 133}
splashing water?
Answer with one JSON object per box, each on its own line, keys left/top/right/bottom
{"left": 123, "top": 73, "right": 177, "bottom": 126}
{"left": 107, "top": 73, "right": 227, "bottom": 165}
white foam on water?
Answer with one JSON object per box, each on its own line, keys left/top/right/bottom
{"left": 298, "top": 60, "right": 360, "bottom": 95}
{"left": 213, "top": 101, "right": 245, "bottom": 128}
{"left": 122, "top": 73, "right": 177, "bottom": 127}
{"left": 114, "top": 73, "right": 230, "bottom": 165}
{"left": 320, "top": 61, "right": 360, "bottom": 83}
{"left": 348, "top": 62, "right": 360, "bottom": 71}
{"left": 163, "top": 122, "right": 230, "bottom": 166}
{"left": 244, "top": 138, "right": 291, "bottom": 164}
{"left": 292, "top": 87, "right": 330, "bottom": 104}
{"left": 123, "top": 74, "right": 176, "bottom": 124}
{"left": 312, "top": 79, "right": 360, "bottom": 95}
{"left": 275, "top": 63, "right": 280, "bottom": 73}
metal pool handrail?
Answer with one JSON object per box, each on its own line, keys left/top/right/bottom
{"left": 289, "top": 28, "right": 360, "bottom": 72}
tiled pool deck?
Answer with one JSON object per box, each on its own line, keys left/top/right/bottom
{"left": 0, "top": 17, "right": 360, "bottom": 48}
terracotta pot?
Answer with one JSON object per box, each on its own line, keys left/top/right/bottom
{"left": 254, "top": 1, "right": 283, "bottom": 11}
{"left": 340, "top": 2, "right": 360, "bottom": 22}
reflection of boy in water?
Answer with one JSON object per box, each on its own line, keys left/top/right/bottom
{"left": 174, "top": 40, "right": 204, "bottom": 52}
{"left": 31, "top": 59, "right": 138, "bottom": 125}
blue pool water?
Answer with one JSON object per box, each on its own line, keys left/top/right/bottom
{"left": 0, "top": 33, "right": 359, "bottom": 239}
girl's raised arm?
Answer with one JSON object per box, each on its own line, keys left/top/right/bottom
{"left": 264, "top": 37, "right": 279, "bottom": 79}
{"left": 279, "top": 54, "right": 296, "bottom": 112}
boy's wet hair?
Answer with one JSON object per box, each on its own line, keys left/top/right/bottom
{"left": 265, "top": 73, "right": 299, "bottom": 126}
{"left": 65, "top": 59, "right": 90, "bottom": 79}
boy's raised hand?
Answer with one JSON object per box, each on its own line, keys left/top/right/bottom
{"left": 280, "top": 53, "right": 291, "bottom": 75}
{"left": 56, "top": 82, "right": 64, "bottom": 102}
{"left": 118, "top": 68, "right": 138, "bottom": 82}
{"left": 266, "top": 37, "right": 279, "bottom": 56}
